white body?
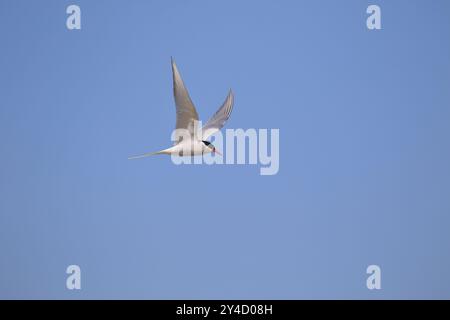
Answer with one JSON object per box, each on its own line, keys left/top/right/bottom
{"left": 157, "top": 140, "right": 213, "bottom": 156}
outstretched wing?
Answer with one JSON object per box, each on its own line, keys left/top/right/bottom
{"left": 202, "top": 90, "right": 234, "bottom": 140}
{"left": 171, "top": 58, "right": 199, "bottom": 140}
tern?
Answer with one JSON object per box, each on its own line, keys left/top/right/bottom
{"left": 129, "top": 58, "right": 234, "bottom": 159}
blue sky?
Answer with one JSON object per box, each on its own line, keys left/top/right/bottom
{"left": 1, "top": 0, "right": 450, "bottom": 299}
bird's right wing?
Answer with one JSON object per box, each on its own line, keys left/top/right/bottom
{"left": 202, "top": 90, "right": 234, "bottom": 140}
{"left": 171, "top": 58, "right": 199, "bottom": 143}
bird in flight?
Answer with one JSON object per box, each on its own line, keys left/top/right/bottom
{"left": 129, "top": 58, "right": 234, "bottom": 159}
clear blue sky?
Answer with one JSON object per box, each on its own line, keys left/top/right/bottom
{"left": 1, "top": 0, "right": 450, "bottom": 299}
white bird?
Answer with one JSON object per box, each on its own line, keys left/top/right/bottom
{"left": 129, "top": 58, "right": 234, "bottom": 159}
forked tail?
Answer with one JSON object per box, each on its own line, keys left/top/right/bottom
{"left": 128, "top": 150, "right": 166, "bottom": 160}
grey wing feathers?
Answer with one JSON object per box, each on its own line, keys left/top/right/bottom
{"left": 202, "top": 90, "right": 234, "bottom": 140}
{"left": 171, "top": 58, "right": 199, "bottom": 131}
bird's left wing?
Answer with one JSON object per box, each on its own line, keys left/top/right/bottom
{"left": 201, "top": 90, "right": 234, "bottom": 140}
